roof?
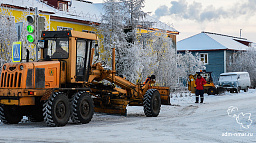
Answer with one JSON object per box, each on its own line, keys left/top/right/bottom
{"left": 177, "top": 32, "right": 250, "bottom": 51}
{"left": 68, "top": 1, "right": 179, "bottom": 32}
{"left": 1, "top": 0, "right": 55, "bottom": 13}
{"left": 60, "top": 1, "right": 103, "bottom": 23}
{"left": 143, "top": 15, "right": 179, "bottom": 33}
{"left": 220, "top": 72, "right": 249, "bottom": 76}
{"left": 0, "top": 0, "right": 178, "bottom": 33}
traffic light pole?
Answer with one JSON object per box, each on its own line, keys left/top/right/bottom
{"left": 35, "top": 7, "right": 38, "bottom": 61}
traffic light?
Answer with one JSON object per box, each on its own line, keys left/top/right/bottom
{"left": 26, "top": 15, "right": 36, "bottom": 43}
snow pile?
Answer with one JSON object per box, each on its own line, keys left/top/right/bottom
{"left": 170, "top": 90, "right": 194, "bottom": 105}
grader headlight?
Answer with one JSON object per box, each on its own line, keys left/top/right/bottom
{"left": 19, "top": 65, "right": 24, "bottom": 70}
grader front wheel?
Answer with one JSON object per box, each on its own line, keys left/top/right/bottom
{"left": 71, "top": 91, "right": 94, "bottom": 124}
{"left": 143, "top": 89, "right": 161, "bottom": 117}
{"left": 43, "top": 92, "right": 70, "bottom": 127}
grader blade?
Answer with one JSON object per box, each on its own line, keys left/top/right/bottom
{"left": 94, "top": 107, "right": 127, "bottom": 116}
{"left": 93, "top": 98, "right": 129, "bottom": 116}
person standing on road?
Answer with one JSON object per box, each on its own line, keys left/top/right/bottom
{"left": 195, "top": 74, "right": 206, "bottom": 103}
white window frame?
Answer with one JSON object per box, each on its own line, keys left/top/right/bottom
{"left": 59, "top": 2, "right": 67, "bottom": 11}
{"left": 200, "top": 53, "right": 208, "bottom": 65}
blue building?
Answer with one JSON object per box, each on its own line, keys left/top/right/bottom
{"left": 177, "top": 32, "right": 252, "bottom": 83}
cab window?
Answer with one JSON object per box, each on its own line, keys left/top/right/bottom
{"left": 43, "top": 38, "right": 69, "bottom": 59}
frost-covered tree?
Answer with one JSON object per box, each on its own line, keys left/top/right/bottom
{"left": 98, "top": 0, "right": 189, "bottom": 86}
{"left": 176, "top": 51, "right": 205, "bottom": 86}
{"left": 98, "top": 0, "right": 146, "bottom": 83}
{"left": 228, "top": 49, "right": 256, "bottom": 87}
{"left": 121, "top": 0, "right": 147, "bottom": 43}
{"left": 0, "top": 8, "right": 18, "bottom": 71}
{"left": 98, "top": 0, "right": 127, "bottom": 67}
{"left": 152, "top": 34, "right": 178, "bottom": 86}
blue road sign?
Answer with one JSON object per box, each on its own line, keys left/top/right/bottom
{"left": 12, "top": 41, "right": 22, "bottom": 62}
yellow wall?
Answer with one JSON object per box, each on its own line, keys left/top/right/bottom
{"left": 50, "top": 20, "right": 95, "bottom": 32}
{"left": 0, "top": 8, "right": 50, "bottom": 24}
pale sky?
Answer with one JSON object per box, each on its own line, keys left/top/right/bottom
{"left": 92, "top": 0, "right": 256, "bottom": 43}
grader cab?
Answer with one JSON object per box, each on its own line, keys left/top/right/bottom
{"left": 0, "top": 30, "right": 170, "bottom": 126}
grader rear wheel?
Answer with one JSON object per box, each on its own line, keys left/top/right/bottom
{"left": 43, "top": 92, "right": 70, "bottom": 127}
{"left": 143, "top": 89, "right": 161, "bottom": 117}
{"left": 0, "top": 105, "right": 22, "bottom": 124}
{"left": 71, "top": 91, "right": 94, "bottom": 124}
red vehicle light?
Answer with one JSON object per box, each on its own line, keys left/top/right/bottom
{"left": 28, "top": 91, "right": 34, "bottom": 95}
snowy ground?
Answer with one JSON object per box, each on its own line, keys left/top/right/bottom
{"left": 0, "top": 90, "right": 256, "bottom": 143}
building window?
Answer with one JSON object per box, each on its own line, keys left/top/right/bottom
{"left": 200, "top": 53, "right": 208, "bottom": 64}
{"left": 15, "top": 22, "right": 23, "bottom": 41}
{"left": 57, "top": 26, "right": 73, "bottom": 31}
{"left": 59, "top": 2, "right": 67, "bottom": 11}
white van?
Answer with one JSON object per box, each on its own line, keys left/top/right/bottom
{"left": 218, "top": 72, "right": 251, "bottom": 93}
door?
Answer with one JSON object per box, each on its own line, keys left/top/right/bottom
{"left": 76, "top": 39, "right": 92, "bottom": 81}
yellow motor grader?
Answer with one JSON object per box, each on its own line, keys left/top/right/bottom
{"left": 0, "top": 30, "right": 170, "bottom": 126}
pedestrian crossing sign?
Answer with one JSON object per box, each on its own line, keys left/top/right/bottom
{"left": 12, "top": 41, "right": 22, "bottom": 62}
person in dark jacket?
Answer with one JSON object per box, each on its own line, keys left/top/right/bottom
{"left": 195, "top": 74, "right": 206, "bottom": 103}
{"left": 143, "top": 76, "right": 151, "bottom": 84}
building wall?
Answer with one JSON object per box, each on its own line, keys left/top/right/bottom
{"left": 138, "top": 29, "right": 177, "bottom": 49}
{"left": 202, "top": 50, "right": 225, "bottom": 83}
{"left": 0, "top": 8, "right": 51, "bottom": 23}
{"left": 50, "top": 19, "right": 95, "bottom": 32}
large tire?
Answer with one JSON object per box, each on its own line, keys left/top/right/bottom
{"left": 143, "top": 89, "right": 161, "bottom": 117}
{"left": 0, "top": 104, "right": 22, "bottom": 124}
{"left": 43, "top": 92, "right": 70, "bottom": 127}
{"left": 71, "top": 91, "right": 94, "bottom": 124}
{"left": 207, "top": 87, "right": 216, "bottom": 95}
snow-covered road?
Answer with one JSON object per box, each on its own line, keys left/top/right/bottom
{"left": 0, "top": 90, "right": 255, "bottom": 143}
